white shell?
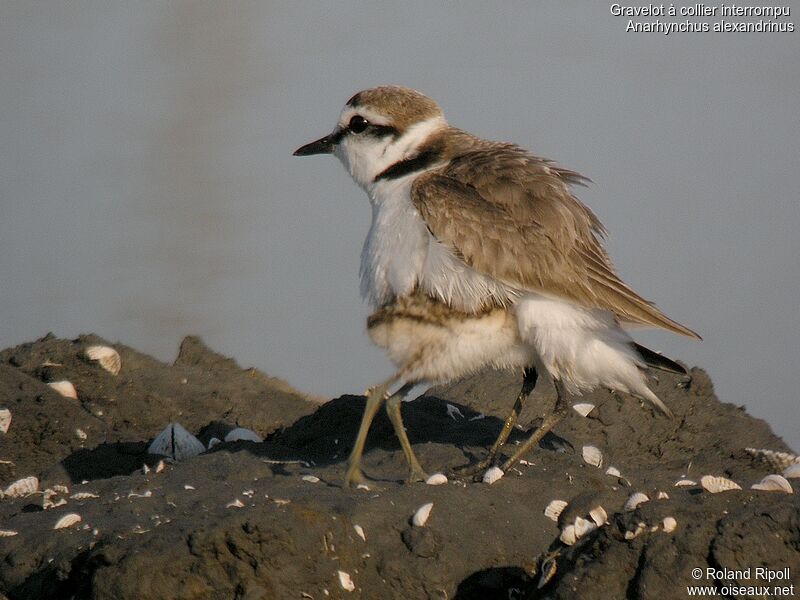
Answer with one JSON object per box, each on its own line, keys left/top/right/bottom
{"left": 446, "top": 403, "right": 464, "bottom": 420}
{"left": 544, "top": 500, "right": 568, "bottom": 522}
{"left": 0, "top": 530, "right": 18, "bottom": 537}
{"left": 425, "top": 473, "right": 448, "bottom": 486}
{"left": 674, "top": 479, "right": 696, "bottom": 487}
{"left": 482, "top": 466, "right": 504, "bottom": 484}
{"left": 700, "top": 475, "right": 742, "bottom": 493}
{"left": 582, "top": 445, "right": 603, "bottom": 468}
{"left": 751, "top": 474, "right": 793, "bottom": 494}
{"left": 605, "top": 466, "right": 621, "bottom": 478}
{"left": 783, "top": 464, "right": 800, "bottom": 479}
{"left": 75, "top": 428, "right": 87, "bottom": 441}
{"left": 85, "top": 345, "right": 121, "bottom": 375}
{"left": 662, "top": 516, "right": 678, "bottom": 533}
{"left": 412, "top": 502, "right": 434, "bottom": 527}
{"left": 4, "top": 476, "right": 39, "bottom": 497}
{"left": 70, "top": 492, "right": 99, "bottom": 500}
{"left": 589, "top": 505, "right": 608, "bottom": 527}
{"left": 337, "top": 570, "right": 355, "bottom": 592}
{"left": 624, "top": 492, "right": 650, "bottom": 511}
{"left": 574, "top": 516, "right": 597, "bottom": 539}
{"left": 226, "top": 498, "right": 244, "bottom": 508}
{"left": 207, "top": 437, "right": 221, "bottom": 449}
{"left": 744, "top": 447, "right": 799, "bottom": 470}
{"left": 155, "top": 460, "right": 166, "bottom": 473}
{"left": 48, "top": 380, "right": 78, "bottom": 400}
{"left": 302, "top": 475, "right": 320, "bottom": 483}
{"left": 147, "top": 423, "right": 205, "bottom": 461}
{"left": 656, "top": 491, "right": 670, "bottom": 500}
{"left": 0, "top": 409, "right": 11, "bottom": 434}
{"left": 54, "top": 513, "right": 82, "bottom": 529}
{"left": 572, "top": 403, "right": 595, "bottom": 417}
{"left": 224, "top": 428, "right": 263, "bottom": 443}
{"left": 624, "top": 522, "right": 647, "bottom": 540}
{"left": 353, "top": 524, "right": 366, "bottom": 542}
{"left": 559, "top": 524, "right": 577, "bottom": 546}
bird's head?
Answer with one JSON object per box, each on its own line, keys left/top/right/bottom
{"left": 294, "top": 86, "right": 447, "bottom": 190}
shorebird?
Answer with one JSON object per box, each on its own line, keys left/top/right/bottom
{"left": 294, "top": 86, "right": 699, "bottom": 487}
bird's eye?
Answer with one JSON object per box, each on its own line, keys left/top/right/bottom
{"left": 348, "top": 115, "right": 369, "bottom": 134}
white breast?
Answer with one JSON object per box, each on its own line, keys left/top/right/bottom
{"left": 361, "top": 173, "right": 520, "bottom": 311}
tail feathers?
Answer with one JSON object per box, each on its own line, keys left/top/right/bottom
{"left": 633, "top": 343, "right": 687, "bottom": 376}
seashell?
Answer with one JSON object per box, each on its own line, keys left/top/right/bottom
{"left": 751, "top": 474, "right": 793, "bottom": 494}
{"left": 662, "top": 516, "right": 678, "bottom": 533}
{"left": 0, "top": 409, "right": 11, "bottom": 434}
{"left": 207, "top": 437, "right": 221, "bottom": 450}
{"left": 624, "top": 522, "right": 647, "bottom": 540}
{"left": 624, "top": 492, "right": 650, "bottom": 511}
{"left": 538, "top": 556, "right": 557, "bottom": 589}
{"left": 75, "top": 428, "right": 87, "bottom": 441}
{"left": 674, "top": 479, "right": 696, "bottom": 487}
{"left": 783, "top": 464, "right": 800, "bottom": 479}
{"left": 48, "top": 380, "right": 78, "bottom": 400}
{"left": 700, "top": 475, "right": 741, "bottom": 493}
{"left": 574, "top": 516, "right": 597, "bottom": 539}
{"left": 353, "top": 524, "right": 366, "bottom": 542}
{"left": 84, "top": 345, "right": 121, "bottom": 375}
{"left": 589, "top": 505, "right": 608, "bottom": 527}
{"left": 147, "top": 423, "right": 205, "bottom": 461}
{"left": 446, "top": 403, "right": 464, "bottom": 420}
{"left": 224, "top": 428, "right": 263, "bottom": 443}
{"left": 226, "top": 498, "right": 244, "bottom": 508}
{"left": 54, "top": 513, "right": 82, "bottom": 529}
{"left": 425, "top": 473, "right": 448, "bottom": 486}
{"left": 337, "top": 570, "right": 355, "bottom": 592}
{"left": 43, "top": 487, "right": 69, "bottom": 510}
{"left": 155, "top": 460, "right": 166, "bottom": 473}
{"left": 559, "top": 524, "right": 577, "bottom": 546}
{"left": 412, "top": 502, "right": 434, "bottom": 527}
{"left": 744, "top": 447, "right": 799, "bottom": 471}
{"left": 4, "top": 476, "right": 39, "bottom": 498}
{"left": 302, "top": 475, "right": 320, "bottom": 483}
{"left": 184, "top": 484, "right": 195, "bottom": 490}
{"left": 482, "top": 466, "right": 504, "bottom": 484}
{"left": 572, "top": 403, "right": 595, "bottom": 417}
{"left": 0, "top": 530, "right": 18, "bottom": 537}
{"left": 127, "top": 490, "right": 152, "bottom": 499}
{"left": 70, "top": 492, "right": 99, "bottom": 500}
{"left": 469, "top": 412, "right": 485, "bottom": 421}
{"left": 544, "top": 499, "right": 568, "bottom": 522}
{"left": 656, "top": 491, "right": 669, "bottom": 500}
{"left": 142, "top": 464, "right": 150, "bottom": 475}
{"left": 605, "top": 466, "right": 621, "bottom": 478}
{"left": 582, "top": 445, "right": 603, "bottom": 468}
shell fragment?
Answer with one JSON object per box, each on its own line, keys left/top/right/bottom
{"left": 751, "top": 474, "right": 793, "bottom": 494}
{"left": 337, "top": 570, "right": 355, "bottom": 592}
{"left": 582, "top": 445, "right": 603, "bottom": 468}
{"left": 425, "top": 473, "right": 448, "bottom": 486}
{"left": 572, "top": 403, "right": 595, "bottom": 417}
{"left": 353, "top": 524, "right": 366, "bottom": 542}
{"left": 674, "top": 479, "right": 696, "bottom": 487}
{"left": 544, "top": 500, "right": 568, "bottom": 523}
{"left": 589, "top": 505, "right": 608, "bottom": 527}
{"left": 85, "top": 345, "right": 121, "bottom": 375}
{"left": 700, "top": 475, "right": 742, "bottom": 493}
{"left": 0, "top": 409, "right": 10, "bottom": 434}
{"left": 624, "top": 492, "right": 650, "bottom": 511}
{"left": 54, "top": 513, "right": 82, "bottom": 530}
{"left": 412, "top": 502, "right": 434, "bottom": 527}
{"left": 784, "top": 464, "right": 800, "bottom": 479}
{"left": 482, "top": 466, "right": 504, "bottom": 484}
{"left": 662, "top": 516, "right": 678, "bottom": 533}
{"left": 559, "top": 524, "right": 577, "bottom": 546}
{"left": 4, "top": 476, "right": 39, "bottom": 498}
{"left": 224, "top": 428, "right": 263, "bottom": 443}
{"left": 48, "top": 380, "right": 78, "bottom": 400}
{"left": 147, "top": 423, "right": 205, "bottom": 461}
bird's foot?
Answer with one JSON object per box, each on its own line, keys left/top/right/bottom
{"left": 343, "top": 465, "right": 370, "bottom": 489}
{"left": 405, "top": 466, "right": 429, "bottom": 484}
{"left": 451, "top": 455, "right": 495, "bottom": 479}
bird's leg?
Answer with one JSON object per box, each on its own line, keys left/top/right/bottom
{"left": 343, "top": 377, "right": 397, "bottom": 488}
{"left": 384, "top": 383, "right": 427, "bottom": 483}
{"left": 498, "top": 379, "right": 569, "bottom": 473}
{"left": 454, "top": 367, "right": 538, "bottom": 477}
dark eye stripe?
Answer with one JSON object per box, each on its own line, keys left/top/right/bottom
{"left": 331, "top": 123, "right": 399, "bottom": 143}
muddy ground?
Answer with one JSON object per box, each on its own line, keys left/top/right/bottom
{"left": 0, "top": 334, "right": 797, "bottom": 599}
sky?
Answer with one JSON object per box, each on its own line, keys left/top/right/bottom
{"left": 1, "top": 2, "right": 797, "bottom": 449}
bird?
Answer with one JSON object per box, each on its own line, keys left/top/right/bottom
{"left": 293, "top": 85, "right": 699, "bottom": 487}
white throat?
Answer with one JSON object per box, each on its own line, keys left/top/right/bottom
{"left": 334, "top": 115, "right": 446, "bottom": 195}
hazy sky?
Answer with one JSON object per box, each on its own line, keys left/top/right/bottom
{"left": 1, "top": 2, "right": 797, "bottom": 449}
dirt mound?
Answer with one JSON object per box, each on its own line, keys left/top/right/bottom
{"left": 0, "top": 336, "right": 796, "bottom": 599}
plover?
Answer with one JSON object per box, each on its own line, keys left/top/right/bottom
{"left": 294, "top": 86, "right": 699, "bottom": 486}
